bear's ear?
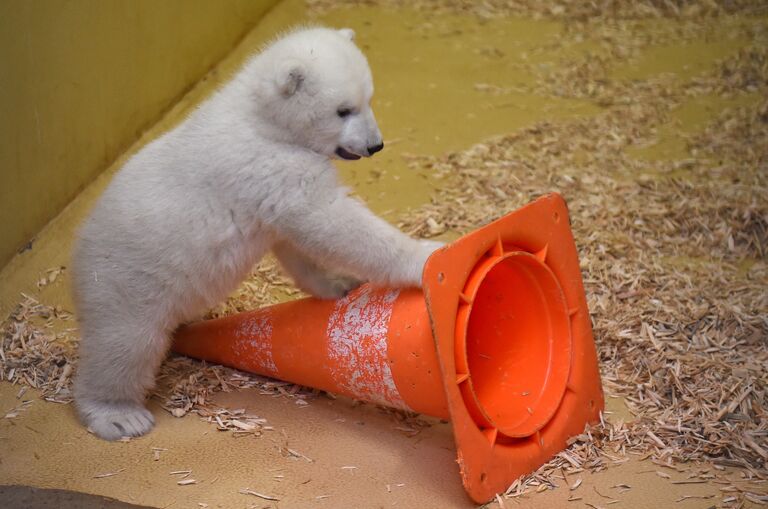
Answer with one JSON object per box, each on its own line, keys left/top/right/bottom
{"left": 338, "top": 28, "right": 355, "bottom": 41}
{"left": 276, "top": 60, "right": 306, "bottom": 97}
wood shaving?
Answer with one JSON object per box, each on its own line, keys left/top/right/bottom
{"left": 306, "top": 0, "right": 768, "bottom": 20}
{"left": 239, "top": 488, "right": 280, "bottom": 501}
{"left": 93, "top": 469, "right": 125, "bottom": 479}
{"left": 3, "top": 399, "right": 32, "bottom": 419}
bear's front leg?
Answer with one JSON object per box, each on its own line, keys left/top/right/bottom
{"left": 273, "top": 241, "right": 362, "bottom": 299}
{"left": 269, "top": 183, "right": 443, "bottom": 288}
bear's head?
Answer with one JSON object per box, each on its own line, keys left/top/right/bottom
{"left": 252, "top": 27, "right": 384, "bottom": 160}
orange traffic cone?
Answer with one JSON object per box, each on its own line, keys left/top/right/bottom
{"left": 172, "top": 193, "right": 604, "bottom": 503}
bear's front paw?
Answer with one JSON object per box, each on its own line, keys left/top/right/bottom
{"left": 311, "top": 275, "right": 364, "bottom": 300}
{"left": 408, "top": 239, "right": 446, "bottom": 287}
{"left": 419, "top": 239, "right": 446, "bottom": 253}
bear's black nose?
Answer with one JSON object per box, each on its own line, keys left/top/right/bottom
{"left": 367, "top": 142, "right": 384, "bottom": 155}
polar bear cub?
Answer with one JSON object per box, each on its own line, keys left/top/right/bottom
{"left": 71, "top": 27, "right": 442, "bottom": 440}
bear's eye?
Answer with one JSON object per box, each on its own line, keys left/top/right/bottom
{"left": 337, "top": 107, "right": 352, "bottom": 118}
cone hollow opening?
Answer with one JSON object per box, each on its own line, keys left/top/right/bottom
{"left": 457, "top": 250, "right": 572, "bottom": 438}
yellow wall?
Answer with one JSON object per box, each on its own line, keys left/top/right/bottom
{"left": 0, "top": 0, "right": 279, "bottom": 268}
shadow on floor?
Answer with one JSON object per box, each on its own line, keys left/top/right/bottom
{"left": 0, "top": 485, "right": 155, "bottom": 509}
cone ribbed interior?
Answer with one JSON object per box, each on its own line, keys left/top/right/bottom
{"left": 454, "top": 246, "right": 572, "bottom": 439}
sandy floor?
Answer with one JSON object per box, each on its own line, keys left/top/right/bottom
{"left": 1, "top": 0, "right": 766, "bottom": 508}
{"left": 0, "top": 383, "right": 735, "bottom": 509}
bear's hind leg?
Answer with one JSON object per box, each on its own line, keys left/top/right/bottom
{"left": 74, "top": 318, "right": 170, "bottom": 440}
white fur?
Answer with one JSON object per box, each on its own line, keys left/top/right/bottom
{"left": 71, "top": 27, "right": 442, "bottom": 440}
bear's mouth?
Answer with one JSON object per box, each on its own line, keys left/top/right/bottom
{"left": 335, "top": 147, "right": 362, "bottom": 160}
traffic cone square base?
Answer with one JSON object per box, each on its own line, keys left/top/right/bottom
{"left": 421, "top": 193, "right": 603, "bottom": 501}
{"left": 172, "top": 193, "right": 604, "bottom": 503}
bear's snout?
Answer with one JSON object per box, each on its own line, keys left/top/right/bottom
{"left": 367, "top": 142, "right": 384, "bottom": 156}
